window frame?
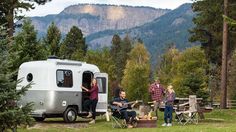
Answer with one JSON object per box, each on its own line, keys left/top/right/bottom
{"left": 96, "top": 77, "right": 106, "bottom": 94}
{"left": 56, "top": 69, "right": 73, "bottom": 88}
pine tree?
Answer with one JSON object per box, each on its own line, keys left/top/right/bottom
{"left": 0, "top": 25, "right": 33, "bottom": 131}
{"left": 228, "top": 50, "right": 236, "bottom": 100}
{"left": 121, "top": 43, "right": 150, "bottom": 102}
{"left": 110, "top": 34, "right": 122, "bottom": 80}
{"left": 59, "top": 26, "right": 87, "bottom": 60}
{"left": 9, "top": 19, "right": 47, "bottom": 79}
{"left": 190, "top": 0, "right": 236, "bottom": 103}
{"left": 0, "top": 0, "right": 51, "bottom": 37}
{"left": 44, "top": 22, "right": 61, "bottom": 56}
{"left": 157, "top": 45, "right": 180, "bottom": 86}
{"left": 117, "top": 34, "right": 132, "bottom": 81}
{"left": 190, "top": 0, "right": 236, "bottom": 64}
{"left": 111, "top": 34, "right": 121, "bottom": 57}
{"left": 84, "top": 48, "right": 116, "bottom": 99}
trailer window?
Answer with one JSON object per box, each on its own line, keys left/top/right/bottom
{"left": 56, "top": 70, "right": 73, "bottom": 88}
{"left": 96, "top": 77, "right": 106, "bottom": 93}
{"left": 27, "top": 73, "right": 33, "bottom": 82}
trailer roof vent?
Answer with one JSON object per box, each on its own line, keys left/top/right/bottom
{"left": 48, "top": 56, "right": 59, "bottom": 59}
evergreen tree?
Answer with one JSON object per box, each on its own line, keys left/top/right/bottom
{"left": 9, "top": 19, "right": 47, "bottom": 79}
{"left": 190, "top": 0, "right": 236, "bottom": 64}
{"left": 111, "top": 34, "right": 121, "bottom": 57}
{"left": 0, "top": 25, "right": 33, "bottom": 131}
{"left": 110, "top": 34, "right": 122, "bottom": 80}
{"left": 109, "top": 34, "right": 133, "bottom": 82}
{"left": 228, "top": 50, "right": 236, "bottom": 100}
{"left": 121, "top": 43, "right": 150, "bottom": 102}
{"left": 44, "top": 22, "right": 61, "bottom": 56}
{"left": 117, "top": 34, "right": 132, "bottom": 81}
{"left": 84, "top": 48, "right": 116, "bottom": 99}
{"left": 157, "top": 45, "right": 180, "bottom": 86}
{"left": 60, "top": 26, "right": 87, "bottom": 60}
{"left": 0, "top": 0, "right": 51, "bottom": 37}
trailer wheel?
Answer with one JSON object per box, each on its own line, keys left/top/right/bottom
{"left": 63, "top": 107, "right": 77, "bottom": 123}
{"left": 34, "top": 117, "right": 45, "bottom": 122}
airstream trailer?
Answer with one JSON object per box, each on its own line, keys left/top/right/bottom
{"left": 17, "top": 58, "right": 108, "bottom": 122}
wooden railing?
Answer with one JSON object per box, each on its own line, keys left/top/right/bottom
{"left": 227, "top": 100, "right": 236, "bottom": 108}
{"left": 211, "top": 100, "right": 236, "bottom": 109}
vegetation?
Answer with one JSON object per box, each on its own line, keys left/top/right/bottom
{"left": 84, "top": 48, "right": 116, "bottom": 99}
{"left": 0, "top": 25, "right": 34, "bottom": 131}
{"left": 43, "top": 22, "right": 61, "bottom": 56}
{"left": 1, "top": 0, "right": 236, "bottom": 130}
{"left": 122, "top": 43, "right": 151, "bottom": 102}
{"left": 190, "top": 0, "right": 236, "bottom": 101}
{"left": 157, "top": 46, "right": 209, "bottom": 100}
{"left": 9, "top": 19, "right": 47, "bottom": 80}
{"left": 59, "top": 26, "right": 87, "bottom": 60}
{"left": 0, "top": 0, "right": 51, "bottom": 37}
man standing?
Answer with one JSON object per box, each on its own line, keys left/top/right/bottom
{"left": 149, "top": 78, "right": 165, "bottom": 119}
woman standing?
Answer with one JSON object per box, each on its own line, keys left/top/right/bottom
{"left": 81, "top": 78, "right": 99, "bottom": 124}
{"left": 162, "top": 85, "right": 175, "bottom": 127}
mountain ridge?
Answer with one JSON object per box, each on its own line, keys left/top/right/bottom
{"left": 86, "top": 3, "right": 196, "bottom": 65}
{"left": 30, "top": 4, "right": 170, "bottom": 37}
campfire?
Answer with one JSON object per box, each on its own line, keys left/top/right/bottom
{"left": 138, "top": 105, "right": 157, "bottom": 120}
{"left": 136, "top": 105, "right": 157, "bottom": 128}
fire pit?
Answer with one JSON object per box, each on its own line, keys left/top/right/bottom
{"left": 136, "top": 119, "right": 157, "bottom": 128}
{"left": 136, "top": 105, "right": 157, "bottom": 128}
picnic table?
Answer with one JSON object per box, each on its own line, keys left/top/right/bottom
{"left": 149, "top": 97, "right": 213, "bottom": 119}
{"left": 174, "top": 97, "right": 213, "bottom": 119}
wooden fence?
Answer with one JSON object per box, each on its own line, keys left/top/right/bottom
{"left": 212, "top": 100, "right": 236, "bottom": 109}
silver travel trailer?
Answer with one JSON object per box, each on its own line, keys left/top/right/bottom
{"left": 17, "top": 58, "right": 108, "bottom": 122}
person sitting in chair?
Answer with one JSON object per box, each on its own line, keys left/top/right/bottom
{"left": 112, "top": 90, "right": 137, "bottom": 128}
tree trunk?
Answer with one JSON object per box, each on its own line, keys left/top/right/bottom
{"left": 7, "top": 0, "right": 14, "bottom": 37}
{"left": 220, "top": 0, "right": 228, "bottom": 109}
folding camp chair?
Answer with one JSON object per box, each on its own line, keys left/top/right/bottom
{"left": 175, "top": 95, "right": 199, "bottom": 125}
{"left": 109, "top": 104, "right": 137, "bottom": 128}
{"left": 111, "top": 111, "right": 127, "bottom": 128}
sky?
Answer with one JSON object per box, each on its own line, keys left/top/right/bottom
{"left": 24, "top": 0, "right": 192, "bottom": 17}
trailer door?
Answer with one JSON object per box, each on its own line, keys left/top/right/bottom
{"left": 94, "top": 73, "right": 108, "bottom": 113}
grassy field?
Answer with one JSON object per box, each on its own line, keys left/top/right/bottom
{"left": 19, "top": 109, "right": 236, "bottom": 132}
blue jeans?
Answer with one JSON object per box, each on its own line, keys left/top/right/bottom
{"left": 164, "top": 105, "right": 173, "bottom": 123}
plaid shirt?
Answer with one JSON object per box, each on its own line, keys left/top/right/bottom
{"left": 165, "top": 92, "right": 175, "bottom": 106}
{"left": 149, "top": 83, "right": 164, "bottom": 102}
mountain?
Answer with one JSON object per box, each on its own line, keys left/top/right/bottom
{"left": 87, "top": 3, "right": 196, "bottom": 64}
{"left": 30, "top": 4, "right": 170, "bottom": 37}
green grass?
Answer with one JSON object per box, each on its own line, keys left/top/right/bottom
{"left": 19, "top": 109, "right": 236, "bottom": 132}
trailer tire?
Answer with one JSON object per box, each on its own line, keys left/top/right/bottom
{"left": 63, "top": 107, "right": 77, "bottom": 123}
{"left": 34, "top": 117, "right": 45, "bottom": 122}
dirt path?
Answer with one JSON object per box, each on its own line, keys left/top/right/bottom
{"left": 28, "top": 120, "right": 89, "bottom": 130}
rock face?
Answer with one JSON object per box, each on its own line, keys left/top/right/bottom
{"left": 86, "top": 3, "right": 195, "bottom": 65}
{"left": 30, "top": 4, "right": 170, "bottom": 36}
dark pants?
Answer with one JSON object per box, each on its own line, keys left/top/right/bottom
{"left": 84, "top": 99, "right": 98, "bottom": 119}
{"left": 120, "top": 110, "right": 136, "bottom": 123}
{"left": 164, "top": 105, "right": 173, "bottom": 123}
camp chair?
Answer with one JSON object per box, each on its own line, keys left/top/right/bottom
{"left": 175, "top": 95, "right": 199, "bottom": 125}
{"left": 109, "top": 103, "right": 137, "bottom": 128}
{"left": 111, "top": 111, "right": 127, "bottom": 128}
